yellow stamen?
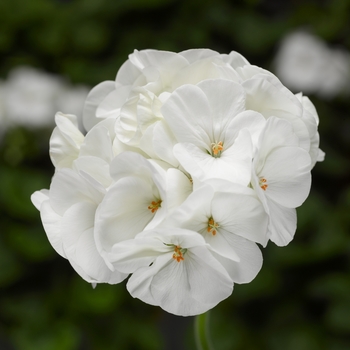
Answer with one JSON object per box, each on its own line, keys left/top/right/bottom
{"left": 147, "top": 199, "right": 162, "bottom": 213}
{"left": 172, "top": 245, "right": 185, "bottom": 262}
{"left": 211, "top": 141, "right": 224, "bottom": 158}
{"left": 259, "top": 178, "right": 268, "bottom": 191}
{"left": 207, "top": 217, "right": 219, "bottom": 236}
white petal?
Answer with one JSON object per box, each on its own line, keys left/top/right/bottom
{"left": 210, "top": 237, "right": 262, "bottom": 284}
{"left": 256, "top": 117, "right": 299, "bottom": 164}
{"left": 79, "top": 122, "right": 114, "bottom": 163}
{"left": 94, "top": 177, "right": 160, "bottom": 257}
{"left": 202, "top": 229, "right": 241, "bottom": 262}
{"left": 110, "top": 151, "right": 151, "bottom": 179}
{"left": 243, "top": 77, "right": 302, "bottom": 118}
{"left": 179, "top": 48, "right": 219, "bottom": 63}
{"left": 31, "top": 189, "right": 49, "bottom": 210}
{"left": 83, "top": 81, "right": 116, "bottom": 131}
{"left": 161, "top": 186, "right": 213, "bottom": 237}
{"left": 226, "top": 50, "right": 251, "bottom": 68}
{"left": 161, "top": 84, "right": 213, "bottom": 149}
{"left": 211, "top": 190, "right": 269, "bottom": 246}
{"left": 170, "top": 59, "right": 223, "bottom": 88}
{"left": 61, "top": 201, "right": 126, "bottom": 283}
{"left": 166, "top": 168, "right": 193, "bottom": 213}
{"left": 196, "top": 79, "right": 246, "bottom": 141}
{"left": 73, "top": 156, "right": 112, "bottom": 189}
{"left": 96, "top": 85, "right": 131, "bottom": 118}
{"left": 49, "top": 112, "right": 84, "bottom": 169}
{"left": 126, "top": 253, "right": 171, "bottom": 307}
{"left": 128, "top": 49, "right": 188, "bottom": 73}
{"left": 54, "top": 112, "right": 83, "bottom": 144}
{"left": 267, "top": 200, "right": 297, "bottom": 246}
{"left": 49, "top": 168, "right": 102, "bottom": 215}
{"left": 138, "top": 122, "right": 159, "bottom": 159}
{"left": 221, "top": 110, "right": 266, "bottom": 148}
{"left": 40, "top": 200, "right": 66, "bottom": 258}
{"left": 109, "top": 237, "right": 170, "bottom": 273}
{"left": 260, "top": 147, "right": 311, "bottom": 208}
{"left": 152, "top": 121, "right": 179, "bottom": 167}
{"left": 110, "top": 152, "right": 166, "bottom": 197}
{"left": 116, "top": 58, "right": 144, "bottom": 86}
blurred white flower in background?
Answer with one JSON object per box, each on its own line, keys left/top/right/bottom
{"left": 274, "top": 30, "right": 350, "bottom": 99}
{"left": 4, "top": 66, "right": 64, "bottom": 128}
{"left": 0, "top": 80, "right": 6, "bottom": 137}
{"left": 55, "top": 85, "right": 90, "bottom": 131}
{"left": 0, "top": 66, "right": 89, "bottom": 132}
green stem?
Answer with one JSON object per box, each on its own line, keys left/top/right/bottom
{"left": 194, "top": 311, "right": 214, "bottom": 350}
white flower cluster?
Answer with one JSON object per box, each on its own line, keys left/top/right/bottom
{"left": 32, "top": 49, "right": 324, "bottom": 316}
{"left": 274, "top": 30, "right": 350, "bottom": 99}
{"left": 0, "top": 66, "right": 89, "bottom": 133}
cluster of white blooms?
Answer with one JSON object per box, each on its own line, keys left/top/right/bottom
{"left": 0, "top": 66, "right": 89, "bottom": 133}
{"left": 274, "top": 30, "right": 350, "bottom": 99}
{"left": 32, "top": 49, "right": 324, "bottom": 316}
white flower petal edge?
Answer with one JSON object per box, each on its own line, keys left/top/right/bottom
{"left": 31, "top": 189, "right": 66, "bottom": 258}
{"left": 82, "top": 80, "right": 116, "bottom": 131}
{"left": 109, "top": 228, "right": 233, "bottom": 316}
{"left": 49, "top": 112, "right": 84, "bottom": 169}
{"left": 33, "top": 168, "right": 125, "bottom": 284}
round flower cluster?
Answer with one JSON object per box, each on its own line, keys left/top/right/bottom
{"left": 32, "top": 49, "right": 324, "bottom": 316}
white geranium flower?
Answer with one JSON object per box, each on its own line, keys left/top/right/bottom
{"left": 94, "top": 151, "right": 192, "bottom": 268}
{"left": 251, "top": 117, "right": 312, "bottom": 246}
{"left": 31, "top": 167, "right": 126, "bottom": 284}
{"left": 160, "top": 182, "right": 267, "bottom": 282}
{"left": 109, "top": 228, "right": 233, "bottom": 316}
{"left": 161, "top": 79, "right": 266, "bottom": 185}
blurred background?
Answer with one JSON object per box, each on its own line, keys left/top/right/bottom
{"left": 0, "top": 0, "right": 350, "bottom": 349}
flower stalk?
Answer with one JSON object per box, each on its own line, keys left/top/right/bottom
{"left": 195, "top": 311, "right": 214, "bottom": 350}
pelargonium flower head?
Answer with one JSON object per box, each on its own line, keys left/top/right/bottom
{"left": 32, "top": 48, "right": 324, "bottom": 316}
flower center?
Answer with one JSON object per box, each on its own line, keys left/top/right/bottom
{"left": 147, "top": 199, "right": 162, "bottom": 213}
{"left": 172, "top": 245, "right": 186, "bottom": 262}
{"left": 207, "top": 217, "right": 219, "bottom": 236}
{"left": 259, "top": 177, "right": 268, "bottom": 191}
{"left": 211, "top": 141, "right": 223, "bottom": 158}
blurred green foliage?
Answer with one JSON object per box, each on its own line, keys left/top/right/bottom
{"left": 1, "top": 0, "right": 350, "bottom": 349}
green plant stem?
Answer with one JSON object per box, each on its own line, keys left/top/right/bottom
{"left": 195, "top": 311, "right": 214, "bottom": 350}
